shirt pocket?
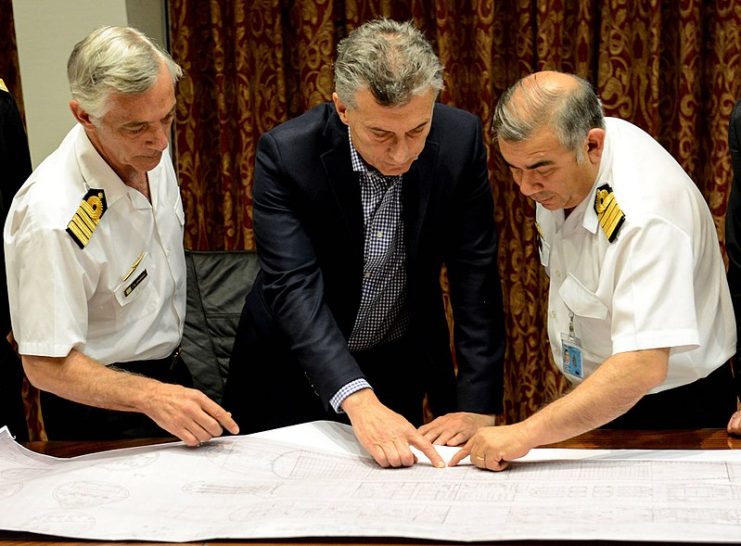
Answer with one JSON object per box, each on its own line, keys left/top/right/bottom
{"left": 558, "top": 273, "right": 608, "bottom": 320}
{"left": 113, "top": 251, "right": 152, "bottom": 307}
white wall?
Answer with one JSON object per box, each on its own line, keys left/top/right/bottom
{"left": 12, "top": 0, "right": 166, "bottom": 168}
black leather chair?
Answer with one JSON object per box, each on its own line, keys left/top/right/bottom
{"left": 181, "top": 250, "right": 259, "bottom": 404}
{"left": 725, "top": 99, "right": 741, "bottom": 400}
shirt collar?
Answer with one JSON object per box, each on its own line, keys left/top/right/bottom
{"left": 73, "top": 125, "right": 129, "bottom": 207}
{"left": 581, "top": 123, "right": 613, "bottom": 234}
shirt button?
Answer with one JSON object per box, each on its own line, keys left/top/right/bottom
{"left": 376, "top": 231, "right": 384, "bottom": 238}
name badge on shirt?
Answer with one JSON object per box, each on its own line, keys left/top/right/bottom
{"left": 561, "top": 311, "right": 583, "bottom": 378}
{"left": 123, "top": 269, "right": 148, "bottom": 298}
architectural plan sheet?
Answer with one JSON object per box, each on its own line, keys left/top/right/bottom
{"left": 0, "top": 421, "right": 740, "bottom": 542}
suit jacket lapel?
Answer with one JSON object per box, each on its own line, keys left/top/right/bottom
{"left": 320, "top": 109, "right": 364, "bottom": 256}
{"left": 404, "top": 139, "right": 438, "bottom": 263}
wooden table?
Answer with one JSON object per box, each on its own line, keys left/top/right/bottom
{"left": 1, "top": 428, "right": 739, "bottom": 546}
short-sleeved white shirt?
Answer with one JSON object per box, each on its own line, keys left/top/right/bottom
{"left": 537, "top": 117, "right": 736, "bottom": 392}
{"left": 4, "top": 124, "right": 186, "bottom": 364}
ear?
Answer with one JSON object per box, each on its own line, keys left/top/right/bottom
{"left": 69, "top": 100, "right": 96, "bottom": 130}
{"left": 585, "top": 127, "right": 605, "bottom": 165}
{"left": 332, "top": 92, "right": 349, "bottom": 125}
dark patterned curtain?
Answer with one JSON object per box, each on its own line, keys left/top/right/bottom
{"left": 0, "top": 0, "right": 25, "bottom": 121}
{"left": 168, "top": 0, "right": 741, "bottom": 424}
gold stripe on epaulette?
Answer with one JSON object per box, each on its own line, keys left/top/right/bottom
{"left": 594, "top": 184, "right": 625, "bottom": 243}
{"left": 66, "top": 189, "right": 108, "bottom": 249}
{"left": 0, "top": 79, "right": 7, "bottom": 93}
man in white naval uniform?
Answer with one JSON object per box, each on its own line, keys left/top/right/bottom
{"left": 4, "top": 26, "right": 238, "bottom": 443}
{"left": 450, "top": 70, "right": 736, "bottom": 471}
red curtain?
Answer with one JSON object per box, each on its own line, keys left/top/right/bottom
{"left": 169, "top": 0, "right": 740, "bottom": 423}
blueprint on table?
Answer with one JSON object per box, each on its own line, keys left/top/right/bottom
{"left": 0, "top": 420, "right": 740, "bottom": 542}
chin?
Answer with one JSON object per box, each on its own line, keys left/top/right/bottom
{"left": 380, "top": 165, "right": 411, "bottom": 176}
{"left": 137, "top": 157, "right": 162, "bottom": 171}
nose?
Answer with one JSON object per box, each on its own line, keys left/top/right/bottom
{"left": 388, "top": 137, "right": 411, "bottom": 165}
{"left": 147, "top": 123, "right": 170, "bottom": 151}
{"left": 517, "top": 170, "right": 541, "bottom": 197}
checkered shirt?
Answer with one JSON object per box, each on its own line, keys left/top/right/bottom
{"left": 329, "top": 133, "right": 411, "bottom": 412}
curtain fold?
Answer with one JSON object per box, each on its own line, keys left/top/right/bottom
{"left": 168, "top": 0, "right": 741, "bottom": 423}
{"left": 0, "top": 0, "right": 25, "bottom": 121}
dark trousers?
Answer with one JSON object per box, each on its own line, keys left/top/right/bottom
{"left": 225, "top": 336, "right": 425, "bottom": 434}
{"left": 603, "top": 362, "right": 738, "bottom": 429}
{"left": 41, "top": 351, "right": 192, "bottom": 441}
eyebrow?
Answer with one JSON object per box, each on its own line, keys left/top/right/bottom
{"left": 369, "top": 120, "right": 430, "bottom": 134}
{"left": 504, "top": 159, "right": 555, "bottom": 170}
{"left": 122, "top": 106, "right": 176, "bottom": 129}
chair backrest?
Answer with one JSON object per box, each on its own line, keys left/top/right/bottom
{"left": 181, "top": 250, "right": 259, "bottom": 403}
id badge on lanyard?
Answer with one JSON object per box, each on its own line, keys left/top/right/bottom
{"left": 561, "top": 310, "right": 583, "bottom": 378}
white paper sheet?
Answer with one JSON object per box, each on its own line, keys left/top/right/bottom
{"left": 1, "top": 422, "right": 740, "bottom": 542}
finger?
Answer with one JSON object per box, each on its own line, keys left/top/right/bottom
{"left": 393, "top": 437, "right": 416, "bottom": 467}
{"left": 445, "top": 431, "right": 468, "bottom": 447}
{"left": 729, "top": 413, "right": 741, "bottom": 434}
{"left": 420, "top": 427, "right": 445, "bottom": 444}
{"left": 186, "top": 417, "right": 219, "bottom": 444}
{"left": 368, "top": 443, "right": 390, "bottom": 468}
{"left": 417, "top": 422, "right": 433, "bottom": 435}
{"left": 473, "top": 453, "right": 487, "bottom": 468}
{"left": 193, "top": 394, "right": 240, "bottom": 436}
{"left": 218, "top": 411, "right": 240, "bottom": 435}
{"left": 409, "top": 434, "right": 444, "bottom": 468}
{"left": 448, "top": 446, "right": 470, "bottom": 467}
{"left": 177, "top": 427, "right": 201, "bottom": 447}
{"left": 192, "top": 412, "right": 224, "bottom": 438}
{"left": 487, "top": 458, "right": 510, "bottom": 472}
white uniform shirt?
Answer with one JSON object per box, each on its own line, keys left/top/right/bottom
{"left": 537, "top": 117, "right": 736, "bottom": 392}
{"left": 4, "top": 124, "right": 186, "bottom": 364}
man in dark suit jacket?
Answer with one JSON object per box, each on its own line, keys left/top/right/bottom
{"left": 224, "top": 19, "right": 505, "bottom": 468}
{"left": 0, "top": 79, "right": 32, "bottom": 440}
{"left": 725, "top": 98, "right": 741, "bottom": 435}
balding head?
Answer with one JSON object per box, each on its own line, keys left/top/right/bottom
{"left": 493, "top": 71, "right": 604, "bottom": 162}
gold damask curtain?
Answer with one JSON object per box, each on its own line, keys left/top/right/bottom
{"left": 0, "top": 0, "right": 25, "bottom": 121}
{"left": 168, "top": 0, "right": 741, "bottom": 424}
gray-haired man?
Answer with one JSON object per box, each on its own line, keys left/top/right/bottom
{"left": 224, "top": 18, "right": 505, "bottom": 468}
{"left": 4, "top": 26, "right": 238, "bottom": 443}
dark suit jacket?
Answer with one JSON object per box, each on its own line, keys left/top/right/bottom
{"left": 0, "top": 85, "right": 32, "bottom": 440}
{"left": 725, "top": 99, "right": 741, "bottom": 395}
{"left": 226, "top": 102, "right": 505, "bottom": 425}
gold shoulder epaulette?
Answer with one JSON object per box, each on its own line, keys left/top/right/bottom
{"left": 66, "top": 189, "right": 108, "bottom": 249}
{"left": 0, "top": 79, "right": 7, "bottom": 93}
{"left": 594, "top": 184, "right": 625, "bottom": 243}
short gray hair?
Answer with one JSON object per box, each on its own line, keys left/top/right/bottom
{"left": 67, "top": 25, "right": 182, "bottom": 118}
{"left": 334, "top": 18, "right": 444, "bottom": 107}
{"left": 493, "top": 73, "right": 604, "bottom": 161}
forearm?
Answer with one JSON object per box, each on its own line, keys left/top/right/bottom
{"left": 22, "top": 350, "right": 159, "bottom": 414}
{"left": 520, "top": 348, "right": 669, "bottom": 446}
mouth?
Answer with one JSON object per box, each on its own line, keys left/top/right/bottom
{"left": 533, "top": 193, "right": 555, "bottom": 205}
